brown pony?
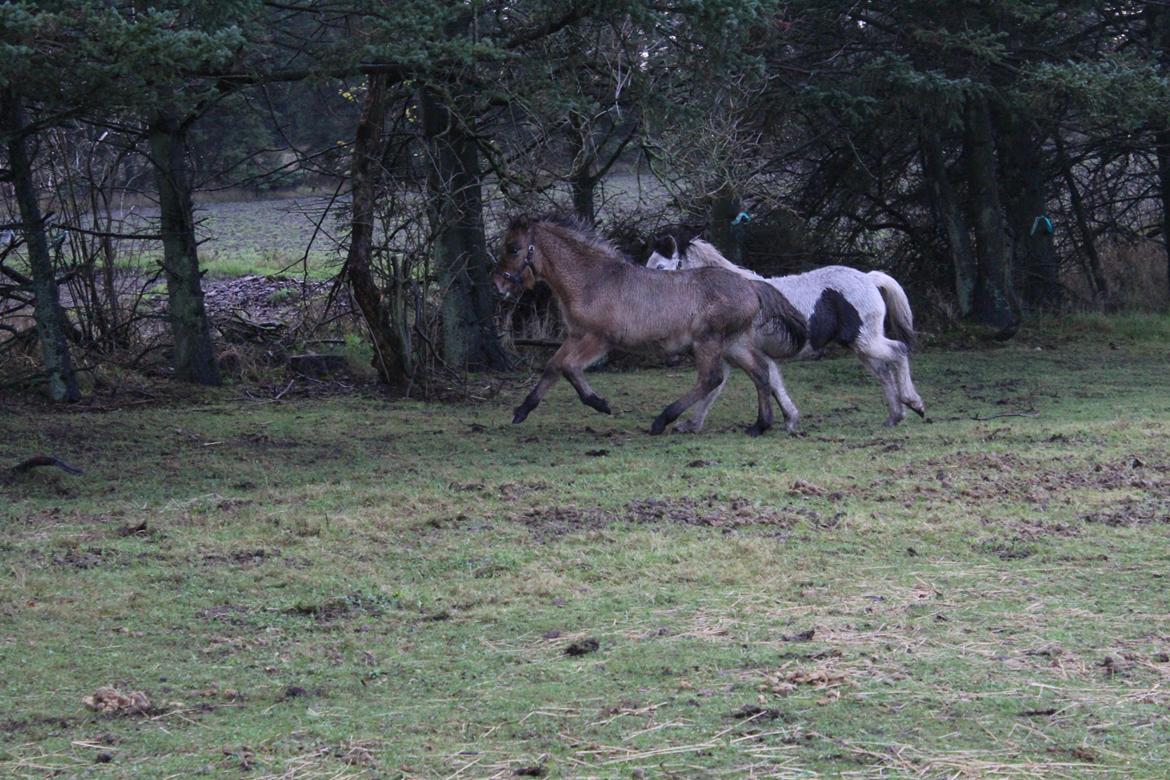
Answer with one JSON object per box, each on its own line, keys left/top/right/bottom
{"left": 494, "top": 216, "right": 807, "bottom": 436}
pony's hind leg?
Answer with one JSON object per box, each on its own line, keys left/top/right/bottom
{"left": 674, "top": 362, "right": 730, "bottom": 433}
{"left": 890, "top": 350, "right": 925, "bottom": 418}
{"left": 650, "top": 347, "right": 724, "bottom": 435}
{"left": 857, "top": 333, "right": 924, "bottom": 421}
{"left": 766, "top": 359, "right": 800, "bottom": 434}
{"left": 725, "top": 345, "right": 775, "bottom": 437}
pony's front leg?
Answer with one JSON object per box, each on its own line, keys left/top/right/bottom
{"left": 512, "top": 339, "right": 576, "bottom": 423}
{"left": 561, "top": 334, "right": 612, "bottom": 415}
{"left": 859, "top": 355, "right": 905, "bottom": 427}
{"left": 650, "top": 349, "right": 724, "bottom": 435}
{"left": 674, "top": 362, "right": 730, "bottom": 433}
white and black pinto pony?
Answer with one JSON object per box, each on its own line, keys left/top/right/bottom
{"left": 647, "top": 235, "right": 925, "bottom": 429}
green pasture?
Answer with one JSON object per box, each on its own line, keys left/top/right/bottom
{"left": 2, "top": 318, "right": 1169, "bottom": 777}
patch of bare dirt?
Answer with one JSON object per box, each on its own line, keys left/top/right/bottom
{"left": 196, "top": 604, "right": 252, "bottom": 625}
{"left": 0, "top": 714, "right": 76, "bottom": 734}
{"left": 282, "top": 591, "right": 390, "bottom": 623}
{"left": 516, "top": 495, "right": 810, "bottom": 541}
{"left": 1083, "top": 497, "right": 1170, "bottom": 527}
{"left": 201, "top": 548, "right": 278, "bottom": 567}
{"left": 515, "top": 505, "right": 609, "bottom": 541}
{"left": 498, "top": 481, "right": 552, "bottom": 501}
{"left": 887, "top": 452, "right": 1170, "bottom": 518}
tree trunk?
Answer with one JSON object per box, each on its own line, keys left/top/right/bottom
{"left": 1149, "top": 5, "right": 1170, "bottom": 304}
{"left": 343, "top": 73, "right": 412, "bottom": 389}
{"left": 962, "top": 95, "right": 1020, "bottom": 335}
{"left": 570, "top": 173, "right": 596, "bottom": 226}
{"left": 920, "top": 128, "right": 977, "bottom": 316}
{"left": 1, "top": 89, "right": 80, "bottom": 401}
{"left": 995, "top": 112, "right": 1060, "bottom": 312}
{"left": 148, "top": 111, "right": 220, "bottom": 385}
{"left": 568, "top": 119, "right": 598, "bottom": 225}
{"left": 1157, "top": 129, "right": 1170, "bottom": 306}
{"left": 419, "top": 86, "right": 509, "bottom": 372}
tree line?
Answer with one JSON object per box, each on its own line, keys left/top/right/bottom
{"left": 2, "top": 1, "right": 1168, "bottom": 402}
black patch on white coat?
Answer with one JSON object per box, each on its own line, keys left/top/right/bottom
{"left": 808, "top": 289, "right": 862, "bottom": 351}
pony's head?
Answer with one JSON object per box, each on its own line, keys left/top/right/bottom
{"left": 645, "top": 234, "right": 681, "bottom": 270}
{"left": 494, "top": 216, "right": 537, "bottom": 298}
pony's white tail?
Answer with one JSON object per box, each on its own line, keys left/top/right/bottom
{"left": 867, "top": 271, "right": 917, "bottom": 351}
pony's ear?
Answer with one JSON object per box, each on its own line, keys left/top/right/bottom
{"left": 651, "top": 233, "right": 675, "bottom": 259}
{"left": 507, "top": 214, "right": 531, "bottom": 233}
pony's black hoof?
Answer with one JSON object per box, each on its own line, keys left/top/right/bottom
{"left": 746, "top": 424, "right": 767, "bottom": 437}
{"left": 649, "top": 417, "right": 668, "bottom": 435}
{"left": 512, "top": 407, "right": 531, "bottom": 424}
{"left": 586, "top": 395, "right": 612, "bottom": 415}
{"left": 911, "top": 406, "right": 926, "bottom": 419}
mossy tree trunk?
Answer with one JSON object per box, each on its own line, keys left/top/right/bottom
{"left": 920, "top": 128, "right": 977, "bottom": 317}
{"left": 343, "top": 72, "right": 413, "bottom": 389}
{"left": 419, "top": 86, "right": 509, "bottom": 372}
{"left": 995, "top": 112, "right": 1060, "bottom": 312}
{"left": 148, "top": 110, "right": 220, "bottom": 385}
{"left": 1, "top": 89, "right": 80, "bottom": 402}
{"left": 963, "top": 94, "right": 1020, "bottom": 335}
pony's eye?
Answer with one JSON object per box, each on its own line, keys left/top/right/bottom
{"left": 506, "top": 243, "right": 520, "bottom": 255}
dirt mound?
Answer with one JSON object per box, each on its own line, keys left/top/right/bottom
{"left": 83, "top": 686, "right": 155, "bottom": 716}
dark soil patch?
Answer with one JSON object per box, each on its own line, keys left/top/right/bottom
{"left": 516, "top": 506, "right": 609, "bottom": 541}
{"left": 781, "top": 628, "right": 816, "bottom": 642}
{"left": 499, "top": 481, "right": 552, "bottom": 501}
{"left": 51, "top": 547, "right": 108, "bottom": 569}
{"left": 890, "top": 451, "right": 1170, "bottom": 514}
{"left": 0, "top": 714, "right": 77, "bottom": 734}
{"left": 517, "top": 495, "right": 810, "bottom": 541}
{"left": 283, "top": 591, "right": 391, "bottom": 623}
{"left": 974, "top": 539, "right": 1036, "bottom": 560}
{"left": 196, "top": 604, "right": 252, "bottom": 625}
{"left": 1083, "top": 497, "right": 1170, "bottom": 527}
{"left": 202, "top": 548, "right": 278, "bottom": 567}
{"left": 564, "top": 638, "right": 600, "bottom": 656}
{"left": 625, "top": 496, "right": 803, "bottom": 529}
{"left": 42, "top": 546, "right": 161, "bottom": 569}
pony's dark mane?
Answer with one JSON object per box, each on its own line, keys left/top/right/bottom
{"left": 510, "top": 213, "right": 626, "bottom": 263}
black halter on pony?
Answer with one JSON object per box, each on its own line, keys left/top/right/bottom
{"left": 497, "top": 243, "right": 535, "bottom": 288}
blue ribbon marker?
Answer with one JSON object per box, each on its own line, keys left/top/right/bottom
{"left": 1029, "top": 215, "right": 1053, "bottom": 236}
{"left": 731, "top": 211, "right": 752, "bottom": 226}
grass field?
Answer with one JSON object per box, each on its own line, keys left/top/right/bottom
{"left": 110, "top": 196, "right": 344, "bottom": 280}
{"left": 2, "top": 318, "right": 1169, "bottom": 778}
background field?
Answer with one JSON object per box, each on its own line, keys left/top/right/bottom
{"left": 111, "top": 195, "right": 345, "bottom": 280}
{"left": 2, "top": 319, "right": 1169, "bottom": 778}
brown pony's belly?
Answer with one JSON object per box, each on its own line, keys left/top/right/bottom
{"left": 605, "top": 318, "right": 697, "bottom": 355}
